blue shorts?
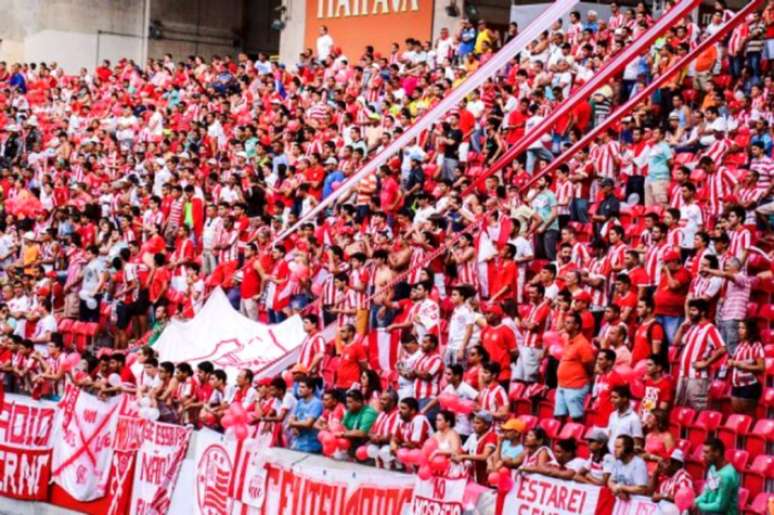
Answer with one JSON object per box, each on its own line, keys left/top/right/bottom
{"left": 554, "top": 385, "right": 589, "bottom": 419}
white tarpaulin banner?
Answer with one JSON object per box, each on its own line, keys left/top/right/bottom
{"left": 129, "top": 421, "right": 192, "bottom": 515}
{"left": 51, "top": 385, "right": 123, "bottom": 501}
{"left": 153, "top": 288, "right": 306, "bottom": 382}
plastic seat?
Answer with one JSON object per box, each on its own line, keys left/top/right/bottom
{"left": 759, "top": 304, "right": 774, "bottom": 321}
{"left": 737, "top": 487, "right": 749, "bottom": 511}
{"left": 509, "top": 383, "right": 532, "bottom": 416}
{"left": 766, "top": 358, "right": 774, "bottom": 386}
{"left": 746, "top": 419, "right": 774, "bottom": 457}
{"left": 717, "top": 414, "right": 753, "bottom": 451}
{"left": 725, "top": 448, "right": 749, "bottom": 471}
{"left": 517, "top": 415, "right": 538, "bottom": 432}
{"left": 686, "top": 410, "right": 723, "bottom": 448}
{"left": 675, "top": 439, "right": 692, "bottom": 455}
{"left": 685, "top": 444, "right": 706, "bottom": 478}
{"left": 537, "top": 390, "right": 556, "bottom": 419}
{"left": 742, "top": 454, "right": 774, "bottom": 498}
{"left": 743, "top": 492, "right": 773, "bottom": 515}
{"left": 538, "top": 418, "right": 561, "bottom": 440}
{"left": 669, "top": 407, "right": 696, "bottom": 441}
{"left": 557, "top": 422, "right": 586, "bottom": 441}
{"left": 765, "top": 344, "right": 774, "bottom": 358}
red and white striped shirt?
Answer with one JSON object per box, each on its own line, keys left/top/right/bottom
{"left": 729, "top": 227, "right": 751, "bottom": 261}
{"left": 370, "top": 408, "right": 402, "bottom": 439}
{"left": 588, "top": 257, "right": 610, "bottom": 308}
{"left": 216, "top": 228, "right": 239, "bottom": 263}
{"left": 477, "top": 383, "right": 508, "bottom": 415}
{"left": 750, "top": 155, "right": 774, "bottom": 193}
{"left": 703, "top": 167, "right": 737, "bottom": 217}
{"left": 688, "top": 275, "right": 722, "bottom": 301}
{"left": 678, "top": 322, "right": 724, "bottom": 380}
{"left": 298, "top": 333, "right": 326, "bottom": 371}
{"left": 731, "top": 340, "right": 765, "bottom": 388}
{"left": 524, "top": 299, "right": 551, "bottom": 348}
{"left": 556, "top": 179, "right": 574, "bottom": 216}
{"left": 658, "top": 468, "right": 694, "bottom": 498}
{"left": 413, "top": 351, "right": 443, "bottom": 399}
{"left": 645, "top": 242, "right": 667, "bottom": 286}
{"left": 571, "top": 241, "right": 590, "bottom": 267}
{"left": 406, "top": 247, "right": 426, "bottom": 284}
{"left": 397, "top": 414, "right": 433, "bottom": 446}
{"left": 590, "top": 140, "right": 621, "bottom": 180}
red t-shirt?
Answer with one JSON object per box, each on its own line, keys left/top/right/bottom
{"left": 590, "top": 369, "right": 625, "bottom": 427}
{"left": 632, "top": 319, "right": 665, "bottom": 365}
{"left": 334, "top": 341, "right": 367, "bottom": 389}
{"left": 653, "top": 268, "right": 691, "bottom": 317}
{"left": 481, "top": 325, "right": 516, "bottom": 382}
{"left": 491, "top": 261, "right": 517, "bottom": 300}
{"left": 240, "top": 257, "right": 261, "bottom": 299}
{"left": 640, "top": 375, "right": 674, "bottom": 416}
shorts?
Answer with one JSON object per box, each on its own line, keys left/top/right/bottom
{"left": 512, "top": 346, "right": 543, "bottom": 383}
{"left": 676, "top": 377, "right": 709, "bottom": 411}
{"left": 731, "top": 383, "right": 761, "bottom": 400}
{"left": 554, "top": 384, "right": 589, "bottom": 419}
{"left": 115, "top": 301, "right": 133, "bottom": 330}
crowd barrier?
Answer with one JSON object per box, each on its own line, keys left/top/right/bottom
{"left": 0, "top": 390, "right": 677, "bottom": 515}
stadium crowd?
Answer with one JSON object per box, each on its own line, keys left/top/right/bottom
{"left": 0, "top": 0, "right": 774, "bottom": 512}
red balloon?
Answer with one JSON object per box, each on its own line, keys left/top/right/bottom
{"left": 438, "top": 393, "right": 457, "bottom": 410}
{"left": 322, "top": 441, "right": 337, "bottom": 456}
{"left": 336, "top": 437, "right": 351, "bottom": 451}
{"left": 487, "top": 472, "right": 500, "bottom": 486}
{"left": 230, "top": 403, "right": 248, "bottom": 424}
{"left": 631, "top": 379, "right": 645, "bottom": 399}
{"left": 497, "top": 472, "right": 514, "bottom": 493}
{"left": 396, "top": 448, "right": 411, "bottom": 465}
{"left": 674, "top": 487, "right": 696, "bottom": 511}
{"left": 543, "top": 331, "right": 560, "bottom": 347}
{"left": 221, "top": 414, "right": 235, "bottom": 428}
{"left": 614, "top": 365, "right": 635, "bottom": 382}
{"left": 318, "top": 430, "right": 334, "bottom": 444}
{"left": 355, "top": 446, "right": 369, "bottom": 461}
{"left": 456, "top": 399, "right": 475, "bottom": 415}
{"left": 418, "top": 466, "right": 433, "bottom": 481}
{"left": 549, "top": 343, "right": 564, "bottom": 360}
{"left": 408, "top": 449, "right": 425, "bottom": 466}
{"left": 422, "top": 438, "right": 439, "bottom": 459}
{"left": 200, "top": 412, "right": 216, "bottom": 425}
{"left": 429, "top": 454, "right": 449, "bottom": 474}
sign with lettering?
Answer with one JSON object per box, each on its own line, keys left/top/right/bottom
{"left": 412, "top": 475, "right": 467, "bottom": 515}
{"left": 499, "top": 473, "right": 604, "bottom": 515}
{"left": 303, "top": 0, "right": 433, "bottom": 59}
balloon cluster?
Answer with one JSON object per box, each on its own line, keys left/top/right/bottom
{"left": 396, "top": 439, "right": 450, "bottom": 479}
{"left": 437, "top": 393, "right": 474, "bottom": 414}
{"left": 221, "top": 403, "right": 250, "bottom": 440}
{"left": 318, "top": 420, "right": 349, "bottom": 456}
{"left": 674, "top": 487, "right": 696, "bottom": 511}
{"left": 543, "top": 331, "right": 564, "bottom": 360}
{"left": 60, "top": 353, "right": 82, "bottom": 372}
{"left": 487, "top": 467, "right": 515, "bottom": 493}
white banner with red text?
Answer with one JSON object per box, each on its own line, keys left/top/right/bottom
{"left": 497, "top": 472, "right": 616, "bottom": 515}
{"left": 412, "top": 475, "right": 467, "bottom": 515}
{"left": 612, "top": 495, "right": 678, "bottom": 515}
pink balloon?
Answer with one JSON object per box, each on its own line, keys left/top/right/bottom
{"left": 674, "top": 487, "right": 695, "bottom": 511}
{"left": 543, "top": 331, "right": 560, "bottom": 347}
{"left": 422, "top": 438, "right": 439, "bottom": 459}
{"left": 497, "top": 471, "right": 515, "bottom": 493}
{"left": 62, "top": 352, "right": 81, "bottom": 372}
{"left": 233, "top": 424, "right": 248, "bottom": 440}
{"left": 317, "top": 430, "right": 334, "bottom": 444}
{"left": 614, "top": 365, "right": 635, "bottom": 382}
{"left": 221, "top": 414, "right": 235, "bottom": 428}
{"left": 456, "top": 399, "right": 475, "bottom": 415}
{"left": 548, "top": 343, "right": 565, "bottom": 360}
{"left": 329, "top": 420, "right": 345, "bottom": 433}
{"left": 438, "top": 393, "right": 457, "bottom": 410}
{"left": 311, "top": 283, "right": 323, "bottom": 296}
{"left": 487, "top": 472, "right": 500, "bottom": 486}
{"left": 396, "top": 448, "right": 411, "bottom": 465}
{"left": 323, "top": 441, "right": 336, "bottom": 456}
{"left": 230, "top": 403, "right": 248, "bottom": 424}
{"left": 355, "top": 445, "right": 369, "bottom": 461}
{"left": 408, "top": 449, "right": 425, "bottom": 466}
{"left": 331, "top": 181, "right": 342, "bottom": 191}
{"left": 633, "top": 359, "right": 648, "bottom": 379}
{"left": 429, "top": 454, "right": 449, "bottom": 474}
{"left": 418, "top": 466, "right": 433, "bottom": 481}
{"left": 336, "top": 437, "right": 351, "bottom": 451}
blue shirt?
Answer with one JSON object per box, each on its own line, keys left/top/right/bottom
{"left": 531, "top": 189, "right": 559, "bottom": 231}
{"left": 323, "top": 170, "right": 345, "bottom": 199}
{"left": 647, "top": 141, "right": 673, "bottom": 182}
{"left": 290, "top": 397, "right": 323, "bottom": 453}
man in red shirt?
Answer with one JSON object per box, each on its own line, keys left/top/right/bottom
{"left": 481, "top": 304, "right": 517, "bottom": 389}
{"left": 639, "top": 354, "right": 674, "bottom": 420}
{"left": 239, "top": 243, "right": 263, "bottom": 320}
{"left": 653, "top": 250, "right": 691, "bottom": 345}
{"left": 489, "top": 244, "right": 517, "bottom": 302}
{"left": 611, "top": 273, "right": 638, "bottom": 326}
{"left": 589, "top": 349, "right": 625, "bottom": 427}
{"left": 631, "top": 297, "right": 666, "bottom": 365}
{"left": 333, "top": 324, "right": 368, "bottom": 395}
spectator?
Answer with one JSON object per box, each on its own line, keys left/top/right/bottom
{"left": 341, "top": 389, "right": 378, "bottom": 450}
{"left": 650, "top": 449, "right": 693, "bottom": 504}
{"left": 434, "top": 364, "right": 478, "bottom": 438}
{"left": 608, "top": 435, "right": 649, "bottom": 500}
{"left": 492, "top": 417, "right": 526, "bottom": 470}
{"left": 606, "top": 385, "right": 644, "bottom": 453}
{"left": 727, "top": 319, "right": 765, "bottom": 415}
{"left": 702, "top": 256, "right": 756, "bottom": 356}
{"left": 653, "top": 249, "right": 691, "bottom": 344}
{"left": 575, "top": 428, "right": 613, "bottom": 486}
{"left": 522, "top": 438, "right": 585, "bottom": 480}
{"left": 639, "top": 355, "right": 674, "bottom": 420}
{"left": 391, "top": 396, "right": 432, "bottom": 457}
{"left": 589, "top": 348, "right": 625, "bottom": 427}
{"left": 455, "top": 411, "right": 497, "bottom": 485}
{"left": 476, "top": 361, "right": 509, "bottom": 422}
{"left": 694, "top": 438, "right": 740, "bottom": 514}
{"left": 288, "top": 376, "right": 324, "bottom": 453}
{"left": 673, "top": 299, "right": 726, "bottom": 411}
{"left": 555, "top": 312, "right": 595, "bottom": 422}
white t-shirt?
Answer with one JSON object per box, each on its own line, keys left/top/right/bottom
{"left": 679, "top": 203, "right": 703, "bottom": 249}
{"left": 607, "top": 408, "right": 644, "bottom": 453}
{"left": 448, "top": 304, "right": 475, "bottom": 352}
{"left": 525, "top": 115, "right": 547, "bottom": 149}
{"left": 316, "top": 34, "right": 334, "bottom": 60}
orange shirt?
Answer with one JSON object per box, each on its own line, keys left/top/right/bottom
{"left": 557, "top": 333, "right": 595, "bottom": 389}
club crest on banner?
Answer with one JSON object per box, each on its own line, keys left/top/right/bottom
{"left": 196, "top": 444, "right": 233, "bottom": 515}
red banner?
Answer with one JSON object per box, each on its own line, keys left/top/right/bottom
{"left": 0, "top": 394, "right": 56, "bottom": 500}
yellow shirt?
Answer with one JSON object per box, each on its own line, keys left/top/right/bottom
{"left": 474, "top": 30, "right": 492, "bottom": 55}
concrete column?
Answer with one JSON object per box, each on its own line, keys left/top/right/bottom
{"left": 432, "top": 0, "right": 459, "bottom": 40}
{"left": 278, "top": 0, "right": 306, "bottom": 66}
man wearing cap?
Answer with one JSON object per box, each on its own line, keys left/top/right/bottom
{"left": 650, "top": 449, "right": 693, "bottom": 504}
{"left": 672, "top": 299, "right": 726, "bottom": 410}
{"left": 492, "top": 417, "right": 525, "bottom": 471}
{"left": 555, "top": 312, "right": 595, "bottom": 423}
{"left": 576, "top": 428, "right": 613, "bottom": 486}
{"left": 653, "top": 249, "right": 690, "bottom": 344}
{"left": 454, "top": 411, "right": 497, "bottom": 485}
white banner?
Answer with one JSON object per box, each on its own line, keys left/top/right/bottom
{"left": 613, "top": 495, "right": 678, "bottom": 515}
{"left": 411, "top": 476, "right": 467, "bottom": 515}
{"left": 51, "top": 386, "right": 123, "bottom": 501}
{"left": 193, "top": 428, "right": 238, "bottom": 515}
{"left": 153, "top": 288, "right": 306, "bottom": 382}
{"left": 129, "top": 421, "right": 192, "bottom": 515}
{"left": 500, "top": 473, "right": 605, "bottom": 515}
